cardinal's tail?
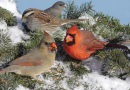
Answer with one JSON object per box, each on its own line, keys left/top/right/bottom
{"left": 105, "top": 43, "right": 129, "bottom": 50}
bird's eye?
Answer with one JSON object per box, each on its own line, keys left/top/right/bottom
{"left": 44, "top": 42, "right": 48, "bottom": 45}
{"left": 73, "top": 34, "right": 76, "bottom": 37}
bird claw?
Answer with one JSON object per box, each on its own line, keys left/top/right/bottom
{"left": 72, "top": 61, "right": 82, "bottom": 67}
{"left": 32, "top": 76, "right": 45, "bottom": 85}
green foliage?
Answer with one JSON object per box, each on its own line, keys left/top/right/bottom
{"left": 70, "top": 63, "right": 90, "bottom": 76}
{"left": 22, "top": 30, "right": 43, "bottom": 51}
{"left": 0, "top": 6, "right": 16, "bottom": 26}
{"left": 0, "top": 72, "right": 44, "bottom": 90}
{"left": 14, "top": 74, "right": 39, "bottom": 89}
{"left": 90, "top": 12, "right": 130, "bottom": 41}
{"left": 62, "top": 0, "right": 94, "bottom": 31}
{"left": 53, "top": 30, "right": 65, "bottom": 41}
{"left": 96, "top": 49, "right": 130, "bottom": 79}
{"left": 67, "top": 77, "right": 78, "bottom": 89}
{"left": 63, "top": 1, "right": 93, "bottom": 19}
{"left": 0, "top": 29, "right": 11, "bottom": 45}
{"left": 0, "top": 73, "right": 17, "bottom": 90}
{"left": 0, "top": 29, "right": 18, "bottom": 63}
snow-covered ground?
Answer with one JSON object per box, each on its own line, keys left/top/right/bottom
{"left": 0, "top": 0, "right": 130, "bottom": 90}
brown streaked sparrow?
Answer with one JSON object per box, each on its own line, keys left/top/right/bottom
{"left": 21, "top": 8, "right": 85, "bottom": 34}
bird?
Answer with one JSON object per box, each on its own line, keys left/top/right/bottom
{"left": 44, "top": 1, "right": 66, "bottom": 17}
{"left": 63, "top": 25, "right": 128, "bottom": 62}
{"left": 0, "top": 30, "right": 57, "bottom": 80}
{"left": 21, "top": 8, "right": 85, "bottom": 34}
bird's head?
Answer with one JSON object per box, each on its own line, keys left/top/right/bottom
{"left": 64, "top": 25, "right": 80, "bottom": 46}
{"left": 52, "top": 1, "right": 66, "bottom": 10}
{"left": 39, "top": 30, "right": 57, "bottom": 53}
{"left": 21, "top": 8, "right": 35, "bottom": 21}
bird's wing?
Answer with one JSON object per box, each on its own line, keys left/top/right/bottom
{"left": 9, "top": 49, "right": 45, "bottom": 66}
{"left": 82, "top": 30, "right": 105, "bottom": 51}
{"left": 9, "top": 57, "right": 42, "bottom": 66}
{"left": 34, "top": 9, "right": 61, "bottom": 26}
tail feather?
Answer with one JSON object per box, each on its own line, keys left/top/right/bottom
{"left": 105, "top": 43, "right": 129, "bottom": 50}
{"left": 60, "top": 19, "right": 85, "bottom": 25}
{"left": 0, "top": 66, "right": 18, "bottom": 75}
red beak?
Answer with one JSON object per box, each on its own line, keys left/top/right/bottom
{"left": 49, "top": 42, "right": 57, "bottom": 51}
{"left": 65, "top": 35, "right": 73, "bottom": 43}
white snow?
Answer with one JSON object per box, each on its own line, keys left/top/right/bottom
{"left": 16, "top": 85, "right": 29, "bottom": 90}
{"left": 0, "top": 0, "right": 21, "bottom": 21}
{"left": 8, "top": 26, "right": 30, "bottom": 44}
{"left": 0, "top": 0, "right": 30, "bottom": 44}
{"left": 79, "top": 14, "right": 96, "bottom": 26}
{"left": 79, "top": 72, "right": 130, "bottom": 90}
{"left": 0, "top": 0, "right": 130, "bottom": 90}
{"left": 0, "top": 19, "right": 30, "bottom": 44}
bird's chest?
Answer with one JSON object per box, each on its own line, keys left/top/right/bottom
{"left": 27, "top": 17, "right": 43, "bottom": 31}
{"left": 65, "top": 44, "right": 88, "bottom": 60}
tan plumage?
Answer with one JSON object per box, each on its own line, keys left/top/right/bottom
{"left": 0, "top": 31, "right": 57, "bottom": 80}
{"left": 22, "top": 8, "right": 85, "bottom": 34}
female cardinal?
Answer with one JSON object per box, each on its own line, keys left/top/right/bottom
{"left": 63, "top": 25, "right": 128, "bottom": 61}
{"left": 0, "top": 31, "right": 57, "bottom": 80}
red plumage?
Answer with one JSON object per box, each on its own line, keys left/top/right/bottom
{"left": 63, "top": 25, "right": 128, "bottom": 60}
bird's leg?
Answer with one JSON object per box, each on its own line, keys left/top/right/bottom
{"left": 32, "top": 76, "right": 45, "bottom": 85}
{"left": 32, "top": 76, "right": 39, "bottom": 81}
{"left": 72, "top": 61, "right": 82, "bottom": 67}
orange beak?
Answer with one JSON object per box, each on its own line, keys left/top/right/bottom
{"left": 65, "top": 35, "right": 73, "bottom": 43}
{"left": 49, "top": 42, "right": 57, "bottom": 51}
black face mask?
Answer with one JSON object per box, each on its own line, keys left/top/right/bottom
{"left": 66, "top": 34, "right": 76, "bottom": 46}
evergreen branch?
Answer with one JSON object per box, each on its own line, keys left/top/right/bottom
{"left": 96, "top": 49, "right": 130, "bottom": 78}
{"left": 0, "top": 6, "right": 16, "bottom": 26}
{"left": 63, "top": 1, "right": 94, "bottom": 19}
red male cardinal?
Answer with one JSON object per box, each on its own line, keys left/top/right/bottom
{"left": 0, "top": 31, "right": 57, "bottom": 80}
{"left": 63, "top": 25, "right": 128, "bottom": 61}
